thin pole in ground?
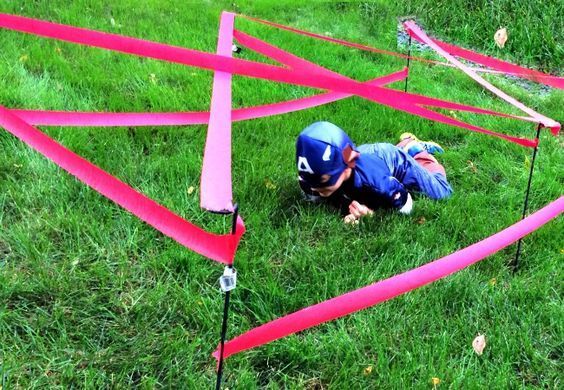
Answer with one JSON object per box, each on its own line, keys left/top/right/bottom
{"left": 511, "top": 124, "right": 542, "bottom": 272}
{"left": 215, "top": 204, "right": 239, "bottom": 390}
{"left": 404, "top": 34, "right": 412, "bottom": 93}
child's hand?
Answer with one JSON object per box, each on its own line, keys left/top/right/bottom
{"left": 344, "top": 201, "right": 373, "bottom": 224}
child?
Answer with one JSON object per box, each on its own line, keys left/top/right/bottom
{"left": 296, "top": 121, "right": 452, "bottom": 223}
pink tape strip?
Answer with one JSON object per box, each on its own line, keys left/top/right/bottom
{"left": 214, "top": 196, "right": 563, "bottom": 359}
{"left": 237, "top": 14, "right": 447, "bottom": 67}
{"left": 200, "top": 11, "right": 236, "bottom": 213}
{"left": 10, "top": 68, "right": 407, "bottom": 127}
{"left": 404, "top": 21, "right": 560, "bottom": 134}
{"left": 413, "top": 31, "right": 564, "bottom": 91}
{"left": 241, "top": 14, "right": 563, "bottom": 90}
{"left": 233, "top": 30, "right": 538, "bottom": 148}
{"left": 0, "top": 13, "right": 537, "bottom": 147}
{"left": 0, "top": 105, "right": 245, "bottom": 264}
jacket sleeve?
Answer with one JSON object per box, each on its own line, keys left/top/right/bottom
{"left": 366, "top": 176, "right": 408, "bottom": 209}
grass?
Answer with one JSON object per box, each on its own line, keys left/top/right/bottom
{"left": 0, "top": 0, "right": 562, "bottom": 388}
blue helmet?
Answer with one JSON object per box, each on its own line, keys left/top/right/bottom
{"left": 296, "top": 121, "right": 355, "bottom": 188}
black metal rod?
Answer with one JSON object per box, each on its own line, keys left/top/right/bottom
{"left": 215, "top": 204, "right": 238, "bottom": 390}
{"left": 512, "top": 125, "right": 542, "bottom": 271}
{"left": 404, "top": 34, "right": 412, "bottom": 93}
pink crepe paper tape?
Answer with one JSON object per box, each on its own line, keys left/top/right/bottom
{"left": 409, "top": 27, "right": 564, "bottom": 92}
{"left": 10, "top": 68, "right": 407, "bottom": 127}
{"left": 240, "top": 13, "right": 563, "bottom": 91}
{"left": 0, "top": 12, "right": 538, "bottom": 147}
{"left": 200, "top": 11, "right": 236, "bottom": 213}
{"left": 0, "top": 105, "right": 245, "bottom": 264}
{"left": 233, "top": 29, "right": 539, "bottom": 148}
{"left": 214, "top": 196, "right": 563, "bottom": 360}
{"left": 404, "top": 21, "right": 560, "bottom": 134}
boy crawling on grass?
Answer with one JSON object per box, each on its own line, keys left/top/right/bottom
{"left": 296, "top": 121, "right": 452, "bottom": 224}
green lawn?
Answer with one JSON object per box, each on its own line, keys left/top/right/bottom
{"left": 0, "top": 1, "right": 562, "bottom": 388}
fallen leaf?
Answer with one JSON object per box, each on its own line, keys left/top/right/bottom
{"left": 448, "top": 110, "right": 458, "bottom": 119}
{"left": 149, "top": 73, "right": 157, "bottom": 85}
{"left": 416, "top": 216, "right": 426, "bottom": 225}
{"left": 489, "top": 278, "right": 497, "bottom": 286}
{"left": 264, "top": 178, "right": 277, "bottom": 190}
{"left": 363, "top": 365, "right": 373, "bottom": 376}
{"left": 55, "top": 47, "right": 62, "bottom": 54}
{"left": 524, "top": 156, "right": 530, "bottom": 169}
{"left": 19, "top": 54, "right": 29, "bottom": 62}
{"left": 472, "top": 334, "right": 486, "bottom": 355}
{"left": 110, "top": 17, "right": 116, "bottom": 27}
{"left": 187, "top": 186, "right": 195, "bottom": 195}
{"left": 494, "top": 28, "right": 508, "bottom": 49}
{"left": 72, "top": 259, "right": 79, "bottom": 267}
{"left": 467, "top": 160, "right": 478, "bottom": 173}
{"left": 560, "top": 248, "right": 564, "bottom": 254}
{"left": 432, "top": 377, "right": 441, "bottom": 386}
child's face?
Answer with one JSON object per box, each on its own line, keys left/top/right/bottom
{"left": 311, "top": 168, "right": 352, "bottom": 197}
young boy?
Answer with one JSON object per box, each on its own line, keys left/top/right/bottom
{"left": 296, "top": 121, "right": 452, "bottom": 223}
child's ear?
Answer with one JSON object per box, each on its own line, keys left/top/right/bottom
{"left": 342, "top": 145, "right": 360, "bottom": 168}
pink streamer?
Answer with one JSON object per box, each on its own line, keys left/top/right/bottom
{"left": 9, "top": 68, "right": 407, "bottom": 127}
{"left": 0, "top": 12, "right": 539, "bottom": 147}
{"left": 0, "top": 105, "right": 245, "bottom": 264}
{"left": 240, "top": 13, "right": 564, "bottom": 90}
{"left": 200, "top": 11, "right": 236, "bottom": 213}
{"left": 404, "top": 21, "right": 560, "bottom": 134}
{"left": 410, "top": 29, "right": 564, "bottom": 92}
{"left": 233, "top": 29, "right": 539, "bottom": 148}
{"left": 214, "top": 197, "right": 563, "bottom": 359}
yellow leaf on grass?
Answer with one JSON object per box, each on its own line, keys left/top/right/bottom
{"left": 19, "top": 54, "right": 29, "bottom": 62}
{"left": 472, "top": 334, "right": 486, "bottom": 355}
{"left": 363, "top": 365, "right": 373, "bottom": 376}
{"left": 264, "top": 178, "right": 277, "bottom": 190}
{"left": 489, "top": 278, "right": 497, "bottom": 286}
{"left": 432, "top": 377, "right": 441, "bottom": 385}
{"left": 494, "top": 28, "right": 508, "bottom": 48}
{"left": 187, "top": 186, "right": 195, "bottom": 195}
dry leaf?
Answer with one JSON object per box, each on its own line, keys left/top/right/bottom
{"left": 472, "top": 334, "right": 486, "bottom": 355}
{"left": 187, "top": 186, "right": 195, "bottom": 195}
{"left": 560, "top": 248, "right": 564, "bottom": 254}
{"left": 494, "top": 28, "right": 508, "bottom": 48}
{"left": 149, "top": 73, "right": 157, "bottom": 85}
{"left": 524, "top": 156, "right": 530, "bottom": 168}
{"left": 55, "top": 47, "right": 62, "bottom": 54}
{"left": 19, "top": 54, "right": 29, "bottom": 62}
{"left": 467, "top": 160, "right": 478, "bottom": 173}
{"left": 416, "top": 216, "right": 426, "bottom": 225}
{"left": 489, "top": 278, "right": 497, "bottom": 286}
{"left": 264, "top": 178, "right": 277, "bottom": 190}
{"left": 448, "top": 110, "right": 458, "bottom": 119}
{"left": 363, "top": 365, "right": 373, "bottom": 376}
{"left": 432, "top": 377, "right": 441, "bottom": 386}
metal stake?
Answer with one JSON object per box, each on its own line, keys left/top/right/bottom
{"left": 512, "top": 124, "right": 542, "bottom": 272}
{"left": 215, "top": 204, "right": 238, "bottom": 390}
{"left": 404, "top": 34, "right": 412, "bottom": 93}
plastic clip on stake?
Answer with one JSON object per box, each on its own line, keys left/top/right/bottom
{"left": 219, "top": 266, "right": 237, "bottom": 292}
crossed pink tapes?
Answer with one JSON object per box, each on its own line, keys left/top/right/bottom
{"left": 0, "top": 11, "right": 561, "bottom": 361}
